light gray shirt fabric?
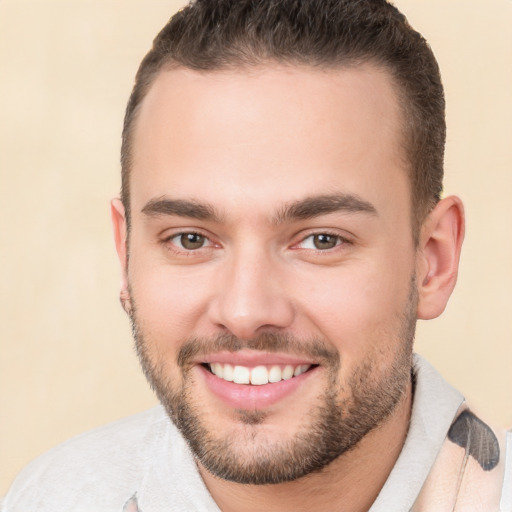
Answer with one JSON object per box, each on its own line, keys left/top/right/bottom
{"left": 1, "top": 355, "right": 509, "bottom": 511}
{"left": 502, "top": 433, "right": 512, "bottom": 511}
{"left": 370, "top": 356, "right": 463, "bottom": 510}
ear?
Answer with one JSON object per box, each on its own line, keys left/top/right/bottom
{"left": 110, "top": 198, "right": 130, "bottom": 311}
{"left": 416, "top": 196, "right": 465, "bottom": 320}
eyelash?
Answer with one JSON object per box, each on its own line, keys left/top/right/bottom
{"left": 161, "top": 230, "right": 351, "bottom": 255}
{"left": 161, "top": 231, "right": 216, "bottom": 255}
{"left": 292, "top": 231, "right": 351, "bottom": 252}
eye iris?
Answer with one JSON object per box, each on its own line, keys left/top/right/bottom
{"left": 313, "top": 234, "right": 338, "bottom": 250}
{"left": 180, "top": 233, "right": 205, "bottom": 250}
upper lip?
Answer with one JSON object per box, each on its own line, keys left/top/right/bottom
{"left": 194, "top": 350, "right": 317, "bottom": 367}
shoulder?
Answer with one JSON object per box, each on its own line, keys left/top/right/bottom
{"left": 413, "top": 409, "right": 512, "bottom": 511}
{"left": 502, "top": 430, "right": 512, "bottom": 510}
{"left": 2, "top": 406, "right": 172, "bottom": 511}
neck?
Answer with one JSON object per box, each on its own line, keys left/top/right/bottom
{"left": 200, "top": 381, "right": 413, "bottom": 512}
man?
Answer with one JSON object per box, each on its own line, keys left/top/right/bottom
{"left": 2, "top": 0, "right": 511, "bottom": 510}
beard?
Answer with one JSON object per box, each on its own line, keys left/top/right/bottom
{"left": 128, "top": 281, "right": 417, "bottom": 485}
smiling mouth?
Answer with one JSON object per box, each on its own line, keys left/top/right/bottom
{"left": 202, "top": 363, "right": 317, "bottom": 385}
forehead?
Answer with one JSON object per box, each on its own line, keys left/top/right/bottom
{"left": 129, "top": 64, "right": 409, "bottom": 220}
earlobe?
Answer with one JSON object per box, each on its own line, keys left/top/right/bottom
{"left": 110, "top": 198, "right": 131, "bottom": 311}
{"left": 416, "top": 196, "right": 465, "bottom": 320}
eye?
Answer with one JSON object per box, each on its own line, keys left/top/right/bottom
{"left": 299, "top": 233, "right": 344, "bottom": 250}
{"left": 170, "top": 232, "right": 210, "bottom": 250}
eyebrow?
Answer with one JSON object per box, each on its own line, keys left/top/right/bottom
{"left": 272, "top": 194, "right": 378, "bottom": 224}
{"left": 141, "top": 197, "right": 222, "bottom": 222}
{"left": 141, "top": 193, "right": 377, "bottom": 225}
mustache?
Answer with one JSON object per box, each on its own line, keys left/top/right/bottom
{"left": 177, "top": 332, "right": 340, "bottom": 369}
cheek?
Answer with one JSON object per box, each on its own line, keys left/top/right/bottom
{"left": 293, "top": 259, "right": 413, "bottom": 356}
{"left": 128, "top": 258, "right": 214, "bottom": 349}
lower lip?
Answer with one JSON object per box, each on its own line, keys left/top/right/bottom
{"left": 198, "top": 365, "right": 318, "bottom": 410}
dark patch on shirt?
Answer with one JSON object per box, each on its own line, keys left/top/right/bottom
{"left": 448, "top": 410, "right": 500, "bottom": 471}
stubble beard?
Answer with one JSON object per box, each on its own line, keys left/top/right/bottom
{"left": 129, "top": 282, "right": 417, "bottom": 485}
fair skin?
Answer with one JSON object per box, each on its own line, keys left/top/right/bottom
{"left": 112, "top": 64, "right": 464, "bottom": 512}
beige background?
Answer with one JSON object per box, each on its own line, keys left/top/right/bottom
{"left": 0, "top": 0, "right": 511, "bottom": 496}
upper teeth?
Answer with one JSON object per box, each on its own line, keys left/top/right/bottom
{"left": 209, "top": 363, "right": 311, "bottom": 385}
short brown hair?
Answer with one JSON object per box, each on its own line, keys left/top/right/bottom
{"left": 121, "top": 0, "right": 445, "bottom": 234}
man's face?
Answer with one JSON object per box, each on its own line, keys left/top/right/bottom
{"left": 122, "top": 64, "right": 419, "bottom": 483}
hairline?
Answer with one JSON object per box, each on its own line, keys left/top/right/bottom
{"left": 121, "top": 58, "right": 430, "bottom": 245}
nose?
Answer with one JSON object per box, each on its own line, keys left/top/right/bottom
{"left": 207, "top": 246, "right": 295, "bottom": 340}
